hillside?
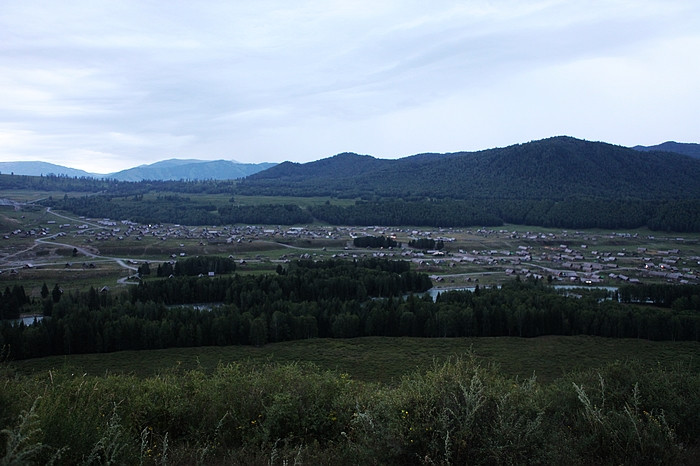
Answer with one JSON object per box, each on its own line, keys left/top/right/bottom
{"left": 252, "top": 152, "right": 391, "bottom": 179}
{"left": 632, "top": 141, "right": 700, "bottom": 159}
{"left": 240, "top": 137, "right": 700, "bottom": 200}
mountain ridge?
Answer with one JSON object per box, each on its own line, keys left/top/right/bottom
{"left": 0, "top": 161, "right": 95, "bottom": 178}
{"left": 0, "top": 159, "right": 276, "bottom": 181}
{"left": 108, "top": 159, "right": 276, "bottom": 181}
{"left": 239, "top": 136, "right": 700, "bottom": 200}
{"left": 2, "top": 137, "right": 698, "bottom": 185}
{"left": 632, "top": 141, "right": 700, "bottom": 159}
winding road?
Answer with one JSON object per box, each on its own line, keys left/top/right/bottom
{"left": 1, "top": 207, "right": 139, "bottom": 284}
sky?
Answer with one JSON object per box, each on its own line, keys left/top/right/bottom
{"left": 1, "top": 1, "right": 699, "bottom": 174}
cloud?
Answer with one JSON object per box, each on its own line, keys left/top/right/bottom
{"left": 0, "top": 0, "right": 698, "bottom": 172}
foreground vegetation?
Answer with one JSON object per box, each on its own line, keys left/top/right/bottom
{"left": 10, "top": 335, "right": 700, "bottom": 386}
{"left": 2, "top": 356, "right": 698, "bottom": 465}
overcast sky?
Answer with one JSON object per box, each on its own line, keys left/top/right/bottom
{"left": 1, "top": 1, "right": 698, "bottom": 174}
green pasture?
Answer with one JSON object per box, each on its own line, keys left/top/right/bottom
{"left": 10, "top": 335, "right": 700, "bottom": 385}
{"left": 0, "top": 190, "right": 97, "bottom": 203}
{"left": 233, "top": 195, "right": 357, "bottom": 208}
{"left": 103, "top": 192, "right": 357, "bottom": 210}
{"left": 0, "top": 262, "right": 130, "bottom": 297}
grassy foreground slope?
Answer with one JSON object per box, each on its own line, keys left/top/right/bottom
{"left": 2, "top": 343, "right": 699, "bottom": 465}
{"left": 10, "top": 335, "right": 700, "bottom": 384}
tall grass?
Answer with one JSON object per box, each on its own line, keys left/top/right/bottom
{"left": 2, "top": 355, "right": 698, "bottom": 465}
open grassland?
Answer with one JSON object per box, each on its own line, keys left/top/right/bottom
{"left": 233, "top": 194, "right": 357, "bottom": 208}
{"left": 0, "top": 190, "right": 95, "bottom": 203}
{"left": 10, "top": 335, "right": 700, "bottom": 385}
{"left": 0, "top": 263, "right": 125, "bottom": 294}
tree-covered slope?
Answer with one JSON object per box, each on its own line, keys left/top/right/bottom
{"left": 250, "top": 152, "right": 391, "bottom": 180}
{"left": 240, "top": 137, "right": 700, "bottom": 200}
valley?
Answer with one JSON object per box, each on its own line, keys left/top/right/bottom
{"left": 2, "top": 197, "right": 698, "bottom": 299}
{"left": 1, "top": 136, "right": 699, "bottom": 465}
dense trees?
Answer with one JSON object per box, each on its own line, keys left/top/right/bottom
{"left": 154, "top": 256, "right": 237, "bottom": 277}
{"left": 2, "top": 266, "right": 699, "bottom": 361}
{"left": 0, "top": 173, "right": 237, "bottom": 195}
{"left": 35, "top": 191, "right": 700, "bottom": 232}
{"left": 40, "top": 195, "right": 313, "bottom": 226}
{"left": 310, "top": 198, "right": 700, "bottom": 232}
{"left": 353, "top": 235, "right": 399, "bottom": 248}
{"left": 618, "top": 283, "right": 700, "bottom": 310}
{"left": 0, "top": 285, "right": 31, "bottom": 319}
{"left": 310, "top": 199, "right": 503, "bottom": 228}
{"left": 218, "top": 204, "right": 312, "bottom": 225}
{"left": 408, "top": 238, "right": 444, "bottom": 250}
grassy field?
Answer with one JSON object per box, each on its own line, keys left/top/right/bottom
{"left": 10, "top": 335, "right": 700, "bottom": 385}
{"left": 233, "top": 194, "right": 357, "bottom": 208}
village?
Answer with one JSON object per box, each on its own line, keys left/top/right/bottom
{"left": 2, "top": 208, "right": 698, "bottom": 291}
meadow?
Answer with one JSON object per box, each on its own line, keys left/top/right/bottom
{"left": 9, "top": 335, "right": 700, "bottom": 385}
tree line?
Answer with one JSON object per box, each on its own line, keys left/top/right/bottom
{"left": 618, "top": 283, "right": 700, "bottom": 310}
{"left": 2, "top": 264, "right": 699, "bottom": 360}
{"left": 40, "top": 195, "right": 312, "bottom": 225}
{"left": 310, "top": 198, "right": 700, "bottom": 232}
{"left": 147, "top": 255, "right": 237, "bottom": 278}
{"left": 47, "top": 194, "right": 700, "bottom": 232}
{"left": 408, "top": 238, "right": 444, "bottom": 250}
{"left": 352, "top": 235, "right": 400, "bottom": 248}
{"left": 47, "top": 194, "right": 698, "bottom": 232}
{"left": 0, "top": 173, "right": 237, "bottom": 195}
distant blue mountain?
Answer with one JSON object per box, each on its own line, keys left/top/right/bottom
{"left": 0, "top": 161, "right": 94, "bottom": 178}
{"left": 0, "top": 159, "right": 276, "bottom": 181}
{"left": 107, "top": 159, "right": 277, "bottom": 181}
{"left": 632, "top": 142, "right": 700, "bottom": 159}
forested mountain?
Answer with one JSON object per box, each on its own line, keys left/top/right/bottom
{"left": 632, "top": 141, "right": 700, "bottom": 159}
{"left": 252, "top": 152, "right": 392, "bottom": 180}
{"left": 239, "top": 137, "right": 700, "bottom": 200}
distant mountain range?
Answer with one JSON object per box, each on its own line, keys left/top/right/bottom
{"left": 632, "top": 141, "right": 700, "bottom": 159}
{"left": 105, "top": 159, "right": 277, "bottom": 181}
{"left": 0, "top": 161, "right": 95, "bottom": 178}
{"left": 0, "top": 159, "right": 276, "bottom": 181}
{"left": 238, "top": 137, "right": 700, "bottom": 200}
{"left": 1, "top": 139, "right": 698, "bottom": 185}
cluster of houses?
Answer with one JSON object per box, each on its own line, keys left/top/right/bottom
{"left": 463, "top": 230, "right": 699, "bottom": 285}
{"left": 2, "top": 226, "right": 52, "bottom": 240}
{"left": 4, "top": 213, "right": 698, "bottom": 286}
